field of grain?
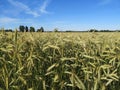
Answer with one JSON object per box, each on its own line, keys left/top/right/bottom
{"left": 0, "top": 31, "right": 120, "bottom": 90}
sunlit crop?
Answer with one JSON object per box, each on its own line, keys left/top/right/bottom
{"left": 0, "top": 30, "right": 120, "bottom": 90}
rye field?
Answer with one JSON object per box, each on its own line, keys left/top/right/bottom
{"left": 0, "top": 31, "right": 120, "bottom": 90}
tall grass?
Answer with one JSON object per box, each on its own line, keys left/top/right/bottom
{"left": 0, "top": 31, "right": 120, "bottom": 90}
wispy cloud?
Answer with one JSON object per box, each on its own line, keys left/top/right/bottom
{"left": 8, "top": 0, "right": 40, "bottom": 17}
{"left": 0, "top": 17, "right": 33, "bottom": 24}
{"left": 40, "top": 0, "right": 51, "bottom": 14}
{"left": 7, "top": 0, "right": 52, "bottom": 17}
{"left": 0, "top": 17, "right": 18, "bottom": 23}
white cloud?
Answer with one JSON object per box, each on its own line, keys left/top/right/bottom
{"left": 7, "top": 0, "right": 52, "bottom": 17}
{"left": 0, "top": 17, "right": 33, "bottom": 24}
{"left": 0, "top": 17, "right": 18, "bottom": 23}
{"left": 40, "top": 0, "right": 51, "bottom": 14}
{"left": 8, "top": 0, "right": 40, "bottom": 17}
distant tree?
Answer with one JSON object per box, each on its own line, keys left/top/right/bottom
{"left": 37, "top": 27, "right": 44, "bottom": 32}
{"left": 100, "top": 30, "right": 111, "bottom": 32}
{"left": 116, "top": 30, "right": 120, "bottom": 32}
{"left": 37, "top": 29, "right": 40, "bottom": 32}
{"left": 30, "top": 26, "right": 35, "bottom": 32}
{"left": 89, "top": 29, "right": 98, "bottom": 32}
{"left": 66, "top": 30, "right": 72, "bottom": 32}
{"left": 5, "top": 29, "right": 13, "bottom": 32}
{"left": 25, "top": 26, "right": 29, "bottom": 32}
{"left": 19, "top": 25, "right": 25, "bottom": 32}
{"left": 40, "top": 27, "right": 44, "bottom": 32}
{"left": 53, "top": 28, "right": 58, "bottom": 32}
{"left": 9, "top": 29, "right": 13, "bottom": 32}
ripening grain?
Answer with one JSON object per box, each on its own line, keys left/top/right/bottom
{"left": 0, "top": 31, "right": 120, "bottom": 90}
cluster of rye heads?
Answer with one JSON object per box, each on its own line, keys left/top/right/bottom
{"left": 0, "top": 31, "right": 120, "bottom": 90}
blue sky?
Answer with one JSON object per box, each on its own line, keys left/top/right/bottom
{"left": 0, "top": 0, "right": 120, "bottom": 31}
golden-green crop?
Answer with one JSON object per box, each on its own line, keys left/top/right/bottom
{"left": 0, "top": 31, "right": 120, "bottom": 90}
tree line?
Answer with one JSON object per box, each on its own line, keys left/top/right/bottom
{"left": 66, "top": 29, "right": 120, "bottom": 32}
{"left": 1, "top": 25, "right": 44, "bottom": 32}
{"left": 1, "top": 26, "right": 120, "bottom": 32}
{"left": 19, "top": 25, "right": 44, "bottom": 32}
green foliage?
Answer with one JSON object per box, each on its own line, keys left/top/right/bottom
{"left": 25, "top": 26, "right": 29, "bottom": 32}
{"left": 53, "top": 28, "right": 58, "bottom": 32}
{"left": 37, "top": 27, "right": 44, "bottom": 32}
{"left": 30, "top": 27, "right": 35, "bottom": 32}
{"left": 89, "top": 29, "right": 98, "bottom": 32}
{"left": 5, "top": 29, "right": 13, "bottom": 32}
{"left": 19, "top": 26, "right": 29, "bottom": 32}
{"left": 0, "top": 32, "right": 120, "bottom": 90}
{"left": 19, "top": 25, "right": 25, "bottom": 32}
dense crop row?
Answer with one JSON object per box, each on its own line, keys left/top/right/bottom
{"left": 0, "top": 31, "right": 120, "bottom": 90}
